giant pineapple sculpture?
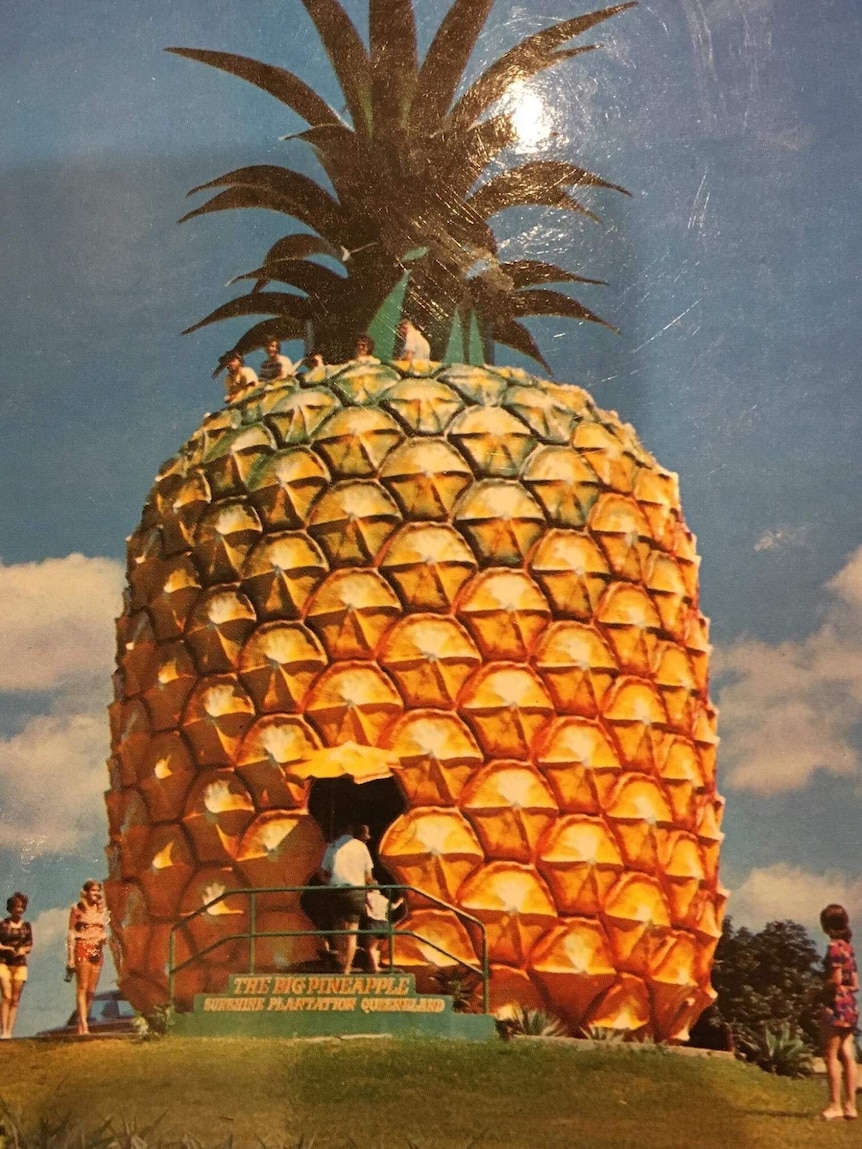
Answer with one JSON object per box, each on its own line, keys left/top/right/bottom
{"left": 106, "top": 0, "right": 724, "bottom": 1041}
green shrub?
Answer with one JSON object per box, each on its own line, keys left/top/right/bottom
{"left": 581, "top": 1025, "right": 627, "bottom": 1043}
{"left": 496, "top": 1006, "right": 568, "bottom": 1040}
{"left": 132, "top": 1003, "right": 176, "bottom": 1041}
{"left": 753, "top": 1023, "right": 814, "bottom": 1078}
{"left": 428, "top": 970, "right": 484, "bottom": 1013}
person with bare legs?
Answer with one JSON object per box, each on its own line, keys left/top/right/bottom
{"left": 66, "top": 880, "right": 108, "bottom": 1037}
{"left": 819, "top": 903, "right": 858, "bottom": 1120}
{"left": 0, "top": 893, "right": 33, "bottom": 1039}
{"left": 320, "top": 823, "right": 374, "bottom": 975}
{"left": 363, "top": 885, "right": 403, "bottom": 973}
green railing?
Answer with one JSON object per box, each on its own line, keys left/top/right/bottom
{"left": 167, "top": 883, "right": 490, "bottom": 1014}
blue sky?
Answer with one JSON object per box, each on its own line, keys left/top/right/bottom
{"left": 1, "top": 0, "right": 860, "bottom": 1034}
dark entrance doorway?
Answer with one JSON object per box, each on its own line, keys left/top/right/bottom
{"left": 307, "top": 775, "right": 406, "bottom": 881}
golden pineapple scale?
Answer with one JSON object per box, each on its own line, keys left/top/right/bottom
{"left": 107, "top": 359, "right": 724, "bottom": 1040}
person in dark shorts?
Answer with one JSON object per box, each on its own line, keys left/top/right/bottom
{"left": 320, "top": 824, "right": 374, "bottom": 974}
{"left": 363, "top": 886, "right": 404, "bottom": 973}
{"left": 0, "top": 892, "right": 33, "bottom": 1039}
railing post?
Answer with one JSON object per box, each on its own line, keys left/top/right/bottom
{"left": 482, "top": 931, "right": 489, "bottom": 1015}
{"left": 168, "top": 928, "right": 175, "bottom": 1008}
{"left": 249, "top": 890, "right": 257, "bottom": 975}
{"left": 167, "top": 882, "right": 490, "bottom": 1016}
{"left": 387, "top": 889, "right": 394, "bottom": 972}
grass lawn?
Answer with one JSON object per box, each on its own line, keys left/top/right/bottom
{"left": 0, "top": 1036, "right": 855, "bottom": 1149}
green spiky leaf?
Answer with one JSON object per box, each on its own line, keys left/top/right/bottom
{"left": 165, "top": 48, "right": 338, "bottom": 127}
{"left": 450, "top": 3, "right": 636, "bottom": 130}
{"left": 300, "top": 0, "right": 373, "bottom": 138}
{"left": 411, "top": 0, "right": 495, "bottom": 135}
{"left": 172, "top": 0, "right": 635, "bottom": 363}
{"left": 182, "top": 291, "right": 311, "bottom": 336}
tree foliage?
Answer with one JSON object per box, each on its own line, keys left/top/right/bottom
{"left": 694, "top": 916, "right": 823, "bottom": 1058}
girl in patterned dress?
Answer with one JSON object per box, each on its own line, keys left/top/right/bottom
{"left": 820, "top": 903, "right": 858, "bottom": 1120}
{"left": 66, "top": 880, "right": 108, "bottom": 1036}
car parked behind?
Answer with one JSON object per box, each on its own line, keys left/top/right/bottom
{"left": 36, "top": 990, "right": 136, "bottom": 1039}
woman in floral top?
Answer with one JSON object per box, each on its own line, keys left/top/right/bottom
{"left": 820, "top": 903, "right": 858, "bottom": 1120}
{"left": 66, "top": 880, "right": 108, "bottom": 1036}
{"left": 0, "top": 892, "right": 33, "bottom": 1039}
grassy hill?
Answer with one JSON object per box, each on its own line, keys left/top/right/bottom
{"left": 0, "top": 1036, "right": 854, "bottom": 1149}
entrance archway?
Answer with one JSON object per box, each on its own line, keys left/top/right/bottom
{"left": 307, "top": 775, "right": 406, "bottom": 881}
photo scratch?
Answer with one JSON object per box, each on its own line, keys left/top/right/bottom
{"left": 631, "top": 299, "right": 702, "bottom": 352}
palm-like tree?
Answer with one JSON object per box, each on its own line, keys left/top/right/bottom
{"left": 170, "top": 0, "right": 634, "bottom": 367}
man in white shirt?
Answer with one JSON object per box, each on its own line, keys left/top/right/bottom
{"left": 320, "top": 823, "right": 374, "bottom": 974}
{"left": 259, "top": 336, "right": 297, "bottom": 383}
{"left": 397, "top": 319, "right": 431, "bottom": 362}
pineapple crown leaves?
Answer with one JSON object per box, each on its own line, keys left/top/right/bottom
{"left": 168, "top": 0, "right": 635, "bottom": 366}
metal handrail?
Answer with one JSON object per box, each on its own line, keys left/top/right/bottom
{"left": 167, "top": 883, "right": 490, "bottom": 1014}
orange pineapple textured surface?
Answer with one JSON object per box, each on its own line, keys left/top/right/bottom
{"left": 107, "top": 360, "right": 724, "bottom": 1039}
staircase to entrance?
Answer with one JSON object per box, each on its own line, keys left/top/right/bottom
{"left": 168, "top": 884, "right": 497, "bottom": 1041}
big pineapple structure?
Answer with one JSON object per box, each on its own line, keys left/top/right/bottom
{"left": 106, "top": 0, "right": 725, "bottom": 1041}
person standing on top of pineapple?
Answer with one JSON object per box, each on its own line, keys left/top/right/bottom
{"left": 258, "top": 335, "right": 297, "bottom": 383}
{"left": 819, "top": 903, "right": 859, "bottom": 1120}
{"left": 396, "top": 319, "right": 430, "bottom": 362}
{"left": 352, "top": 334, "right": 380, "bottom": 364}
{"left": 222, "top": 351, "right": 258, "bottom": 401}
{"left": 66, "top": 880, "right": 108, "bottom": 1037}
{"left": 0, "top": 892, "right": 33, "bottom": 1039}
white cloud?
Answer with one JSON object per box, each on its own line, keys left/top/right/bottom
{"left": 829, "top": 553, "right": 862, "bottom": 611}
{"left": 0, "top": 555, "right": 121, "bottom": 857}
{"left": 715, "top": 544, "right": 862, "bottom": 794}
{"left": 0, "top": 554, "right": 123, "bottom": 691}
{"left": 31, "top": 904, "right": 70, "bottom": 951}
{"left": 754, "top": 524, "right": 810, "bottom": 552}
{"left": 0, "top": 707, "right": 111, "bottom": 856}
{"left": 730, "top": 864, "right": 862, "bottom": 937}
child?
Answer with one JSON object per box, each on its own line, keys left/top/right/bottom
{"left": 363, "top": 886, "right": 403, "bottom": 974}
{"left": 819, "top": 903, "right": 858, "bottom": 1120}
